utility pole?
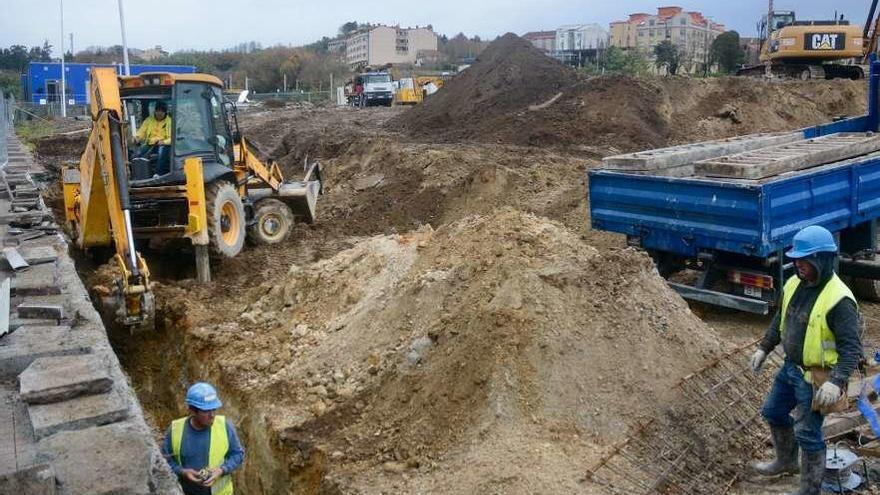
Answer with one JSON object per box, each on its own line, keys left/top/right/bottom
{"left": 117, "top": 0, "right": 131, "bottom": 75}
{"left": 59, "top": 0, "right": 67, "bottom": 117}
{"left": 69, "top": 33, "right": 74, "bottom": 57}
{"left": 283, "top": 73, "right": 287, "bottom": 92}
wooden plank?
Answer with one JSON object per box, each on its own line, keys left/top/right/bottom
{"left": 696, "top": 133, "right": 880, "bottom": 179}
{"left": 823, "top": 401, "right": 880, "bottom": 439}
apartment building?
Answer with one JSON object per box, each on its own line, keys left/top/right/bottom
{"left": 338, "top": 25, "right": 438, "bottom": 68}
{"left": 610, "top": 6, "right": 726, "bottom": 74}
{"left": 556, "top": 24, "right": 608, "bottom": 51}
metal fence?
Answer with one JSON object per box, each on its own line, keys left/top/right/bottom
{"left": 0, "top": 95, "right": 11, "bottom": 168}
{"left": 13, "top": 101, "right": 89, "bottom": 121}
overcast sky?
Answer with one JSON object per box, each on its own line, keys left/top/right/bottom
{"left": 0, "top": 0, "right": 873, "bottom": 54}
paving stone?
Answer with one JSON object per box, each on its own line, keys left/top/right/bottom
{"left": 19, "top": 355, "right": 111, "bottom": 404}
{"left": 20, "top": 247, "right": 58, "bottom": 266}
{"left": 0, "top": 463, "right": 55, "bottom": 494}
{"left": 28, "top": 389, "right": 129, "bottom": 440}
{"left": 16, "top": 303, "right": 64, "bottom": 320}
{"left": 13, "top": 265, "right": 60, "bottom": 296}
{"left": 0, "top": 326, "right": 90, "bottom": 378}
{"left": 36, "top": 422, "right": 153, "bottom": 495}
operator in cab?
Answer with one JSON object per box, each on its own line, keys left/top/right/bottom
{"left": 136, "top": 101, "right": 172, "bottom": 175}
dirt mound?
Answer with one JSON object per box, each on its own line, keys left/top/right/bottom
{"left": 394, "top": 34, "right": 867, "bottom": 151}
{"left": 394, "top": 33, "right": 579, "bottom": 145}
{"left": 183, "top": 208, "right": 725, "bottom": 493}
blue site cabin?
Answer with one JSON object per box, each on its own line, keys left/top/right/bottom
{"left": 23, "top": 62, "right": 196, "bottom": 105}
{"left": 588, "top": 55, "right": 880, "bottom": 315}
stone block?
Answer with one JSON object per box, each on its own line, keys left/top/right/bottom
{"left": 0, "top": 464, "right": 55, "bottom": 494}
{"left": 16, "top": 304, "right": 64, "bottom": 320}
{"left": 36, "top": 422, "right": 154, "bottom": 495}
{"left": 20, "top": 247, "right": 58, "bottom": 266}
{"left": 28, "top": 389, "right": 129, "bottom": 439}
{"left": 13, "top": 265, "right": 60, "bottom": 296}
{"left": 0, "top": 326, "right": 90, "bottom": 378}
{"left": 19, "top": 355, "right": 112, "bottom": 404}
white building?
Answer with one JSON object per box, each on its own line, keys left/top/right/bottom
{"left": 342, "top": 25, "right": 439, "bottom": 68}
{"left": 556, "top": 24, "right": 609, "bottom": 51}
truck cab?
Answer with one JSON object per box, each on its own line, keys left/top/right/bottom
{"left": 353, "top": 71, "right": 394, "bottom": 107}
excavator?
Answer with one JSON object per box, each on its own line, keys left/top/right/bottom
{"left": 736, "top": 1, "right": 878, "bottom": 80}
{"left": 62, "top": 68, "right": 322, "bottom": 330}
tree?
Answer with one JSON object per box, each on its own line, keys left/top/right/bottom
{"left": 339, "top": 21, "right": 359, "bottom": 36}
{"left": 654, "top": 40, "right": 681, "bottom": 75}
{"left": 710, "top": 31, "right": 746, "bottom": 74}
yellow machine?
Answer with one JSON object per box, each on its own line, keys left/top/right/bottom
{"left": 738, "top": 10, "right": 866, "bottom": 79}
{"left": 63, "top": 68, "right": 322, "bottom": 329}
{"left": 393, "top": 75, "right": 447, "bottom": 105}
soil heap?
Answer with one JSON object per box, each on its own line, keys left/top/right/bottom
{"left": 394, "top": 34, "right": 867, "bottom": 151}
{"left": 181, "top": 208, "right": 726, "bottom": 493}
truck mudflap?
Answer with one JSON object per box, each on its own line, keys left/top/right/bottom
{"left": 668, "top": 282, "right": 771, "bottom": 315}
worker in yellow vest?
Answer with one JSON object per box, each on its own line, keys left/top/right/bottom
{"left": 750, "top": 225, "right": 862, "bottom": 495}
{"left": 163, "top": 382, "right": 245, "bottom": 495}
{"left": 135, "top": 101, "right": 172, "bottom": 175}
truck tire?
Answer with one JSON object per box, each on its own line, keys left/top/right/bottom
{"left": 247, "top": 198, "right": 294, "bottom": 245}
{"left": 849, "top": 277, "right": 880, "bottom": 302}
{"left": 206, "top": 180, "right": 246, "bottom": 258}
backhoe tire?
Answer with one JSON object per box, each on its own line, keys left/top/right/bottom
{"left": 247, "top": 198, "right": 294, "bottom": 245}
{"left": 206, "top": 180, "right": 246, "bottom": 259}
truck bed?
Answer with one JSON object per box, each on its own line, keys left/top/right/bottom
{"left": 589, "top": 117, "right": 880, "bottom": 259}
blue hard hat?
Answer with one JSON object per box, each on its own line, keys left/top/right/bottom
{"left": 786, "top": 225, "right": 838, "bottom": 259}
{"left": 185, "top": 382, "right": 222, "bottom": 411}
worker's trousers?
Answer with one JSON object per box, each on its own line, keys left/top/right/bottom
{"left": 761, "top": 360, "right": 825, "bottom": 452}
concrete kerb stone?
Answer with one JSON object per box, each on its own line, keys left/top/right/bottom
{"left": 19, "top": 354, "right": 113, "bottom": 405}
{"left": 0, "top": 135, "right": 183, "bottom": 494}
{"left": 36, "top": 422, "right": 155, "bottom": 495}
{"left": 28, "top": 388, "right": 130, "bottom": 440}
{"left": 0, "top": 325, "right": 92, "bottom": 378}
{"left": 0, "top": 463, "right": 56, "bottom": 494}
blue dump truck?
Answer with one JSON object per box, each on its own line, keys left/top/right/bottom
{"left": 589, "top": 59, "right": 880, "bottom": 315}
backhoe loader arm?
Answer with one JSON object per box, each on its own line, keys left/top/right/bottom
{"left": 62, "top": 67, "right": 154, "bottom": 329}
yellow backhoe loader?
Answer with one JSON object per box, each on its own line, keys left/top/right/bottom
{"left": 62, "top": 68, "right": 322, "bottom": 330}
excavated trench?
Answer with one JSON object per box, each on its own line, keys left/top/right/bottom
{"left": 104, "top": 306, "right": 333, "bottom": 494}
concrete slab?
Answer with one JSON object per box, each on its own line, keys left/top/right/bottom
{"left": 28, "top": 389, "right": 129, "bottom": 440}
{"left": 20, "top": 247, "right": 58, "bottom": 266}
{"left": 19, "top": 355, "right": 112, "bottom": 404}
{"left": 16, "top": 303, "right": 64, "bottom": 320}
{"left": 0, "top": 326, "right": 91, "bottom": 378}
{"left": 0, "top": 464, "right": 55, "bottom": 494}
{"left": 13, "top": 265, "right": 60, "bottom": 296}
{"left": 36, "top": 422, "right": 155, "bottom": 495}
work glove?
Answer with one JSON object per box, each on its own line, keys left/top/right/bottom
{"left": 750, "top": 349, "right": 767, "bottom": 372}
{"left": 815, "top": 381, "right": 842, "bottom": 407}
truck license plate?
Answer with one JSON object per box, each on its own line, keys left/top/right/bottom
{"left": 744, "top": 286, "right": 762, "bottom": 298}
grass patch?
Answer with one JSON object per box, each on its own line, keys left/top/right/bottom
{"left": 15, "top": 119, "right": 55, "bottom": 148}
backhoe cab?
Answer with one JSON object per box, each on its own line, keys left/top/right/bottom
{"left": 62, "top": 69, "right": 322, "bottom": 330}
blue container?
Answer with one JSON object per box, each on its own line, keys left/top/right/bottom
{"left": 24, "top": 62, "right": 196, "bottom": 105}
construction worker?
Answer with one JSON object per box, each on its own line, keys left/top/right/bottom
{"left": 136, "top": 101, "right": 172, "bottom": 175}
{"left": 750, "top": 225, "right": 862, "bottom": 495}
{"left": 163, "top": 382, "right": 245, "bottom": 495}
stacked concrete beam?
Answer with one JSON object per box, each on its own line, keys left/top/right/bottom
{"left": 0, "top": 134, "right": 181, "bottom": 494}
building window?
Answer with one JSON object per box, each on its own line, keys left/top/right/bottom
{"left": 649, "top": 20, "right": 655, "bottom": 26}
{"left": 680, "top": 28, "right": 686, "bottom": 36}
{"left": 680, "top": 17, "right": 687, "bottom": 25}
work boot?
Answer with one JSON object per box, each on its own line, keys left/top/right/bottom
{"left": 752, "top": 426, "right": 799, "bottom": 476}
{"left": 785, "top": 448, "right": 825, "bottom": 495}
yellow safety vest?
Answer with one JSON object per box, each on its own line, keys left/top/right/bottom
{"left": 780, "top": 273, "right": 857, "bottom": 373}
{"left": 171, "top": 415, "right": 233, "bottom": 495}
{"left": 137, "top": 115, "right": 172, "bottom": 145}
